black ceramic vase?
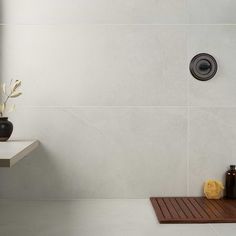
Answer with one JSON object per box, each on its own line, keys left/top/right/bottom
{"left": 0, "top": 117, "right": 13, "bottom": 141}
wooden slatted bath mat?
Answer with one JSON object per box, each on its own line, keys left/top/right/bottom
{"left": 150, "top": 197, "right": 236, "bottom": 223}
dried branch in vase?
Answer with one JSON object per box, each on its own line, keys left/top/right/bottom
{"left": 0, "top": 79, "right": 22, "bottom": 117}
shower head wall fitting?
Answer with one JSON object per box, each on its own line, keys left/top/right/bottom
{"left": 189, "top": 53, "right": 218, "bottom": 81}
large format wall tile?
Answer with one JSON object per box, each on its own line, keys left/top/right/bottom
{"left": 188, "top": 0, "right": 236, "bottom": 24}
{"left": 0, "top": 0, "right": 187, "bottom": 24}
{"left": 2, "top": 0, "right": 236, "bottom": 25}
{"left": 211, "top": 224, "right": 236, "bottom": 236}
{"left": 1, "top": 0, "right": 236, "bottom": 200}
{"left": 0, "top": 200, "right": 217, "bottom": 236}
{"left": 189, "top": 108, "right": 236, "bottom": 196}
{"left": 1, "top": 25, "right": 187, "bottom": 106}
{"left": 0, "top": 107, "right": 187, "bottom": 199}
{"left": 188, "top": 26, "right": 236, "bottom": 106}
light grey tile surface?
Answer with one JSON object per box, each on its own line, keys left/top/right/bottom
{"left": 189, "top": 108, "right": 236, "bottom": 196}
{"left": 0, "top": 0, "right": 236, "bottom": 217}
{"left": 211, "top": 224, "right": 236, "bottom": 236}
{"left": 188, "top": 0, "right": 236, "bottom": 24}
{"left": 0, "top": 0, "right": 187, "bottom": 24}
{"left": 0, "top": 107, "right": 187, "bottom": 199}
{"left": 188, "top": 25, "right": 236, "bottom": 106}
{"left": 0, "top": 199, "right": 216, "bottom": 236}
{"left": 1, "top": 25, "right": 187, "bottom": 106}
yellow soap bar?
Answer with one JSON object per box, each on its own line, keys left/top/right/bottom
{"left": 204, "top": 180, "right": 224, "bottom": 199}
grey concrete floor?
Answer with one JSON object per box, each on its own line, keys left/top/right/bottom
{"left": 0, "top": 199, "right": 234, "bottom": 236}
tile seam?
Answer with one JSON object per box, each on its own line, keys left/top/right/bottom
{"left": 0, "top": 23, "right": 236, "bottom": 26}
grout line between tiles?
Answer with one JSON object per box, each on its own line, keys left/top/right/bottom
{"left": 186, "top": 27, "right": 190, "bottom": 196}
{"left": 185, "top": 0, "right": 190, "bottom": 24}
{"left": 209, "top": 224, "right": 221, "bottom": 236}
{"left": 187, "top": 105, "right": 190, "bottom": 196}
{"left": 10, "top": 105, "right": 236, "bottom": 109}
{"left": 1, "top": 23, "right": 236, "bottom": 26}
{"left": 0, "top": 198, "right": 151, "bottom": 201}
{"left": 15, "top": 105, "right": 188, "bottom": 108}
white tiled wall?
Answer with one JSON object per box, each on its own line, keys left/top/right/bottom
{"left": 0, "top": 0, "right": 235, "bottom": 199}
{"left": 188, "top": 0, "right": 236, "bottom": 24}
{"left": 0, "top": 107, "right": 187, "bottom": 198}
{"left": 0, "top": 0, "right": 187, "bottom": 24}
{"left": 1, "top": 25, "right": 187, "bottom": 106}
{"left": 188, "top": 26, "right": 236, "bottom": 106}
{"left": 189, "top": 108, "right": 236, "bottom": 196}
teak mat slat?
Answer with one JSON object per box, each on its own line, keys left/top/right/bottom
{"left": 150, "top": 197, "right": 236, "bottom": 223}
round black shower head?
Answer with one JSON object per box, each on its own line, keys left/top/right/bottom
{"left": 190, "top": 53, "right": 218, "bottom": 81}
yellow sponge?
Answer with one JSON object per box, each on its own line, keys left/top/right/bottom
{"left": 204, "top": 180, "right": 224, "bottom": 199}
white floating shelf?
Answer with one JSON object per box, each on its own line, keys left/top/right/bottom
{"left": 0, "top": 140, "right": 39, "bottom": 167}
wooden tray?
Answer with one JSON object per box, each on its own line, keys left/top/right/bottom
{"left": 150, "top": 197, "right": 236, "bottom": 223}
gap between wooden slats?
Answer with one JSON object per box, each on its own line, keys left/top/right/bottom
{"left": 163, "top": 198, "right": 179, "bottom": 219}
{"left": 170, "top": 198, "right": 186, "bottom": 219}
{"left": 218, "top": 199, "right": 236, "bottom": 217}
{"left": 208, "top": 199, "right": 229, "bottom": 218}
{"left": 150, "top": 197, "right": 236, "bottom": 223}
{"left": 182, "top": 198, "right": 202, "bottom": 219}
{"left": 150, "top": 198, "right": 165, "bottom": 222}
{"left": 151, "top": 198, "right": 165, "bottom": 221}
{"left": 194, "top": 198, "right": 213, "bottom": 218}
{"left": 157, "top": 198, "right": 172, "bottom": 219}
{"left": 195, "top": 198, "right": 217, "bottom": 219}
{"left": 188, "top": 198, "right": 209, "bottom": 219}
{"left": 175, "top": 198, "right": 194, "bottom": 219}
